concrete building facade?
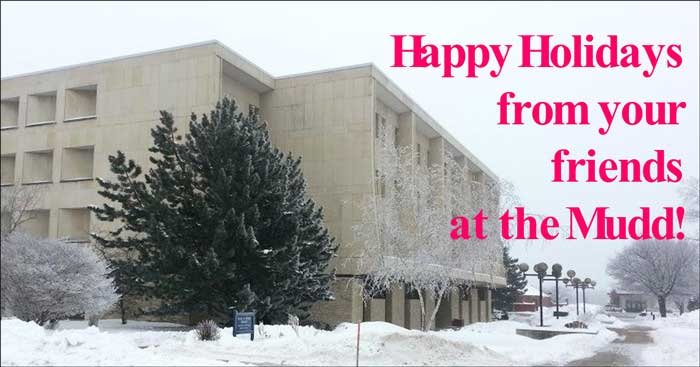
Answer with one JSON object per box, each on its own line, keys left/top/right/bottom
{"left": 1, "top": 41, "right": 505, "bottom": 329}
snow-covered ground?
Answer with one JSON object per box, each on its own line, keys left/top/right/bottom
{"left": 1, "top": 305, "right": 620, "bottom": 366}
{"left": 634, "top": 310, "right": 700, "bottom": 366}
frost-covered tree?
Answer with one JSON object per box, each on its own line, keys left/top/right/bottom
{"left": 0, "top": 185, "right": 42, "bottom": 239}
{"left": 678, "top": 176, "right": 699, "bottom": 241}
{"left": 607, "top": 239, "right": 698, "bottom": 317}
{"left": 0, "top": 232, "right": 118, "bottom": 325}
{"left": 91, "top": 98, "right": 336, "bottom": 324}
{"left": 353, "top": 126, "right": 503, "bottom": 331}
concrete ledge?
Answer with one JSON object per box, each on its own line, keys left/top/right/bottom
{"left": 516, "top": 327, "right": 598, "bottom": 340}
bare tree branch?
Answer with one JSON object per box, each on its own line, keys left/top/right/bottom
{"left": 607, "top": 239, "right": 698, "bottom": 317}
{"left": 1, "top": 185, "right": 43, "bottom": 239}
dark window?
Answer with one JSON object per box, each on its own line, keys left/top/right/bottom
{"left": 405, "top": 287, "right": 420, "bottom": 300}
{"left": 364, "top": 283, "right": 387, "bottom": 299}
{"left": 458, "top": 285, "right": 471, "bottom": 300}
{"left": 375, "top": 113, "right": 385, "bottom": 139}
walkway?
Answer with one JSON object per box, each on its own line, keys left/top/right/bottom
{"left": 566, "top": 326, "right": 654, "bottom": 366}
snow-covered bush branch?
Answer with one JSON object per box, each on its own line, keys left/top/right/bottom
{"left": 0, "top": 232, "right": 118, "bottom": 325}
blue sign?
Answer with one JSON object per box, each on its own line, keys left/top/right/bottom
{"left": 232, "top": 310, "right": 255, "bottom": 341}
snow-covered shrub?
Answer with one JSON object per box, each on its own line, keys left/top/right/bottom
{"left": 288, "top": 314, "right": 300, "bottom": 337}
{"left": 0, "top": 232, "right": 118, "bottom": 326}
{"left": 195, "top": 320, "right": 220, "bottom": 341}
{"left": 45, "top": 319, "right": 60, "bottom": 330}
{"left": 564, "top": 320, "right": 588, "bottom": 329}
{"left": 257, "top": 322, "right": 270, "bottom": 339}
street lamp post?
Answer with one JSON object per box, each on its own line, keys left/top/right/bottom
{"left": 550, "top": 264, "right": 563, "bottom": 319}
{"left": 518, "top": 262, "right": 563, "bottom": 327}
{"left": 581, "top": 278, "right": 596, "bottom": 314}
{"left": 563, "top": 271, "right": 596, "bottom": 315}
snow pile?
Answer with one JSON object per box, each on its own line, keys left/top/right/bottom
{"left": 439, "top": 319, "right": 617, "bottom": 366}
{"left": 661, "top": 310, "right": 700, "bottom": 328}
{"left": 1, "top": 317, "right": 618, "bottom": 366}
{"left": 638, "top": 310, "right": 700, "bottom": 366}
{"left": 594, "top": 313, "right": 627, "bottom": 328}
{"left": 0, "top": 318, "right": 232, "bottom": 366}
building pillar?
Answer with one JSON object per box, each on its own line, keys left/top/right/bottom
{"left": 388, "top": 284, "right": 405, "bottom": 327}
{"left": 479, "top": 288, "right": 487, "bottom": 322}
{"left": 425, "top": 289, "right": 435, "bottom": 330}
{"left": 470, "top": 288, "right": 479, "bottom": 324}
{"left": 450, "top": 288, "right": 460, "bottom": 325}
{"left": 370, "top": 299, "right": 385, "bottom": 321}
{"left": 350, "top": 281, "right": 364, "bottom": 323}
{"left": 461, "top": 296, "right": 470, "bottom": 324}
{"left": 486, "top": 288, "right": 493, "bottom": 322}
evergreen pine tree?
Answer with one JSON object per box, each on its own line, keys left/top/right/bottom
{"left": 492, "top": 245, "right": 527, "bottom": 311}
{"left": 91, "top": 98, "right": 337, "bottom": 324}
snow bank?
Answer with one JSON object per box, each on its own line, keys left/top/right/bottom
{"left": 439, "top": 320, "right": 617, "bottom": 366}
{"left": 637, "top": 310, "right": 700, "bottom": 366}
{"left": 0, "top": 318, "right": 234, "bottom": 366}
{"left": 1, "top": 316, "right": 618, "bottom": 366}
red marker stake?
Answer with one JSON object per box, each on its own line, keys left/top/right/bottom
{"left": 356, "top": 320, "right": 361, "bottom": 367}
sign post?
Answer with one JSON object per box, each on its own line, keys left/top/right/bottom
{"left": 232, "top": 310, "right": 255, "bottom": 341}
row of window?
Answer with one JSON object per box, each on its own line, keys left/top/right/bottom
{"left": 1, "top": 146, "right": 95, "bottom": 186}
{"left": 8, "top": 208, "right": 92, "bottom": 242}
{"left": 364, "top": 284, "right": 488, "bottom": 301}
{"left": 375, "top": 112, "right": 481, "bottom": 173}
{"left": 1, "top": 85, "right": 98, "bottom": 129}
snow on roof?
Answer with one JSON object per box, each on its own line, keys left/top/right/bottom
{"left": 611, "top": 289, "right": 646, "bottom": 295}
{"left": 523, "top": 284, "right": 551, "bottom": 296}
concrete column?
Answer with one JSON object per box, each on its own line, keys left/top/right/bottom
{"left": 424, "top": 289, "right": 435, "bottom": 330}
{"left": 389, "top": 284, "right": 405, "bottom": 327}
{"left": 470, "top": 288, "right": 479, "bottom": 324}
{"left": 370, "top": 299, "right": 386, "bottom": 321}
{"left": 450, "top": 288, "right": 460, "bottom": 323}
{"left": 350, "top": 281, "right": 364, "bottom": 323}
{"left": 486, "top": 288, "right": 493, "bottom": 322}
{"left": 462, "top": 299, "right": 470, "bottom": 324}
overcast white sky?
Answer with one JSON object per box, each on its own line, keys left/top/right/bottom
{"left": 2, "top": 1, "right": 698, "bottom": 298}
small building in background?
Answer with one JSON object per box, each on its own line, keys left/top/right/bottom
{"left": 513, "top": 285, "right": 553, "bottom": 312}
{"left": 608, "top": 289, "right": 659, "bottom": 312}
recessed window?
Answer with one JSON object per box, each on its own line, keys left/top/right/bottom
{"left": 22, "top": 150, "right": 53, "bottom": 184}
{"left": 20, "top": 209, "right": 50, "bottom": 238}
{"left": 471, "top": 171, "right": 482, "bottom": 183}
{"left": 1, "top": 97, "right": 20, "bottom": 129}
{"left": 64, "top": 85, "right": 97, "bottom": 122}
{"left": 248, "top": 104, "right": 259, "bottom": 116}
{"left": 374, "top": 113, "right": 386, "bottom": 139}
{"left": 1, "top": 154, "right": 16, "bottom": 185}
{"left": 26, "top": 91, "right": 57, "bottom": 126}
{"left": 58, "top": 208, "right": 90, "bottom": 242}
{"left": 61, "top": 146, "right": 94, "bottom": 181}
